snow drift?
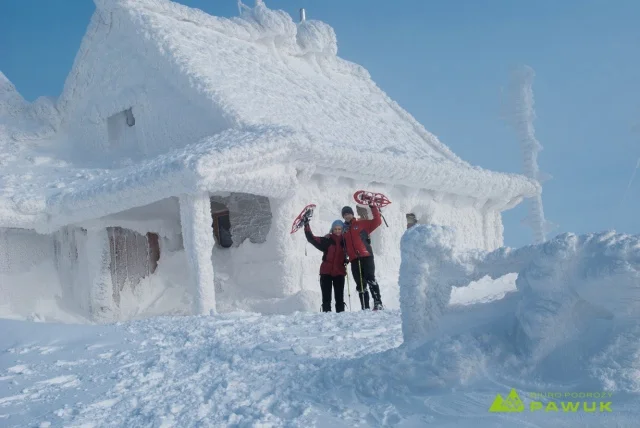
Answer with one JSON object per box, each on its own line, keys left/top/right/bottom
{"left": 400, "top": 225, "right": 640, "bottom": 389}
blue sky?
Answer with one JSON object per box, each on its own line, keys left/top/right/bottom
{"left": 1, "top": 0, "right": 639, "bottom": 248}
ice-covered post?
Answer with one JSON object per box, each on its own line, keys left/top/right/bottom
{"left": 179, "top": 192, "right": 216, "bottom": 315}
{"left": 86, "top": 229, "right": 118, "bottom": 322}
{"left": 506, "top": 65, "right": 550, "bottom": 244}
{"left": 399, "top": 225, "right": 472, "bottom": 345}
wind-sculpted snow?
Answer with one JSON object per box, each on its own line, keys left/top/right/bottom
{"left": 296, "top": 19, "right": 338, "bottom": 55}
{"left": 400, "top": 225, "right": 640, "bottom": 391}
{"left": 237, "top": 0, "right": 297, "bottom": 48}
{"left": 0, "top": 72, "right": 59, "bottom": 145}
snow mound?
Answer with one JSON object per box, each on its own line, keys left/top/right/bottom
{"left": 0, "top": 73, "right": 59, "bottom": 144}
{"left": 399, "top": 225, "right": 640, "bottom": 389}
{"left": 238, "top": 0, "right": 297, "bottom": 48}
{"left": 0, "top": 72, "right": 27, "bottom": 115}
{"left": 296, "top": 19, "right": 338, "bottom": 56}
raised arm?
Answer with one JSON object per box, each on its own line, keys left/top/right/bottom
{"left": 304, "top": 224, "right": 330, "bottom": 252}
{"left": 362, "top": 204, "right": 382, "bottom": 233}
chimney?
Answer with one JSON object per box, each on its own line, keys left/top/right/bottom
{"left": 299, "top": 8, "right": 306, "bottom": 22}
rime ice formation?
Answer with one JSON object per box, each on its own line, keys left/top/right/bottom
{"left": 400, "top": 225, "right": 640, "bottom": 364}
{"left": 296, "top": 19, "right": 338, "bottom": 55}
{"left": 506, "top": 65, "right": 551, "bottom": 243}
{"left": 1, "top": 0, "right": 539, "bottom": 322}
{"left": 179, "top": 192, "right": 217, "bottom": 315}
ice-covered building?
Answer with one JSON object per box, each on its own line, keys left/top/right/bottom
{"left": 0, "top": 0, "right": 539, "bottom": 322}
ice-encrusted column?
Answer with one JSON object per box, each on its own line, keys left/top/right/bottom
{"left": 86, "top": 228, "right": 117, "bottom": 323}
{"left": 399, "top": 225, "right": 464, "bottom": 344}
{"left": 179, "top": 192, "right": 216, "bottom": 315}
{"left": 506, "top": 65, "right": 551, "bottom": 244}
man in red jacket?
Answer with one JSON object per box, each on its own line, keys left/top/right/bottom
{"left": 341, "top": 204, "right": 384, "bottom": 310}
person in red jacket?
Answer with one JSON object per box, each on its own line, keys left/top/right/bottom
{"left": 341, "top": 204, "right": 384, "bottom": 310}
{"left": 304, "top": 219, "right": 348, "bottom": 312}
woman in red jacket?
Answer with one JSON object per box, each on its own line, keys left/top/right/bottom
{"left": 304, "top": 219, "right": 348, "bottom": 312}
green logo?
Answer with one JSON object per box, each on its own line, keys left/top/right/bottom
{"left": 489, "top": 390, "right": 614, "bottom": 413}
{"left": 489, "top": 389, "right": 525, "bottom": 413}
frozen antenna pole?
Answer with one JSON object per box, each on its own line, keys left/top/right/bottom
{"left": 506, "top": 65, "right": 552, "bottom": 243}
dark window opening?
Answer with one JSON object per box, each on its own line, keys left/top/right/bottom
{"left": 125, "top": 107, "right": 135, "bottom": 127}
{"left": 147, "top": 232, "right": 160, "bottom": 272}
{"left": 212, "top": 209, "right": 233, "bottom": 248}
{"left": 209, "top": 193, "right": 271, "bottom": 247}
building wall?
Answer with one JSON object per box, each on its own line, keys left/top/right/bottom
{"left": 208, "top": 192, "right": 292, "bottom": 313}
{"left": 0, "top": 180, "right": 507, "bottom": 319}
{"left": 0, "top": 228, "right": 83, "bottom": 322}
{"left": 276, "top": 176, "right": 507, "bottom": 310}
{"left": 0, "top": 228, "right": 54, "bottom": 275}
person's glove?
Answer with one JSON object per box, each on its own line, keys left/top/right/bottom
{"left": 302, "top": 215, "right": 310, "bottom": 226}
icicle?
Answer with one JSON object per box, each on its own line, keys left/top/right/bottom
{"left": 124, "top": 230, "right": 129, "bottom": 293}
{"left": 146, "top": 234, "right": 151, "bottom": 278}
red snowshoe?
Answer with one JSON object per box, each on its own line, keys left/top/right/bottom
{"left": 353, "top": 190, "right": 391, "bottom": 208}
{"left": 290, "top": 204, "right": 316, "bottom": 234}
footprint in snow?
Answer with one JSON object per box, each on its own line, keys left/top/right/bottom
{"left": 292, "top": 345, "right": 306, "bottom": 355}
{"left": 38, "top": 346, "right": 62, "bottom": 355}
{"left": 6, "top": 345, "right": 61, "bottom": 355}
{"left": 7, "top": 365, "right": 32, "bottom": 375}
{"left": 36, "top": 375, "right": 80, "bottom": 389}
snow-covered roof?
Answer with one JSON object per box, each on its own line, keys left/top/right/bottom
{"left": 0, "top": 0, "right": 540, "bottom": 230}
{"left": 0, "top": 123, "right": 300, "bottom": 231}
{"left": 97, "top": 0, "right": 458, "bottom": 161}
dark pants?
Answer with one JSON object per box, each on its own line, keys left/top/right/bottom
{"left": 350, "top": 256, "right": 383, "bottom": 310}
{"left": 320, "top": 275, "right": 346, "bottom": 312}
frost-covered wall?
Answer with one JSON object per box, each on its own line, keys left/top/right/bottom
{"left": 399, "top": 225, "right": 640, "bottom": 363}
{"left": 53, "top": 227, "right": 91, "bottom": 313}
{"left": 0, "top": 228, "right": 69, "bottom": 322}
{"left": 274, "top": 175, "right": 506, "bottom": 311}
{"left": 59, "top": 5, "right": 228, "bottom": 164}
{"left": 0, "top": 228, "right": 53, "bottom": 275}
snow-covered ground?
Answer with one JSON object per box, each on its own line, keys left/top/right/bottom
{"left": 0, "top": 311, "right": 402, "bottom": 427}
{"left": 2, "top": 227, "right": 640, "bottom": 426}
{"left": 1, "top": 271, "right": 637, "bottom": 427}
